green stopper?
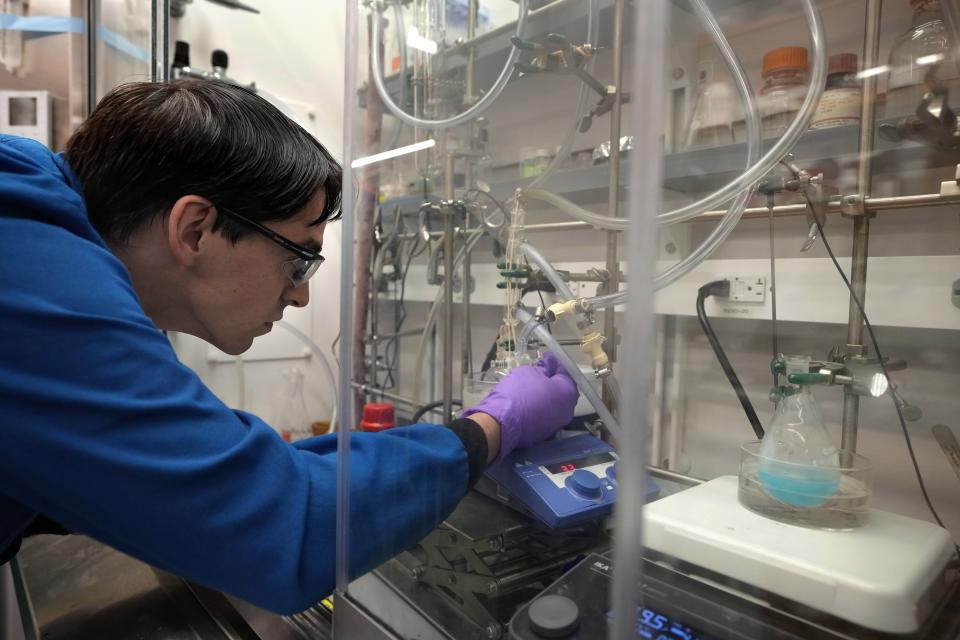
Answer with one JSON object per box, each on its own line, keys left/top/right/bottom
{"left": 496, "top": 281, "right": 521, "bottom": 289}
{"left": 499, "top": 269, "right": 529, "bottom": 278}
{"left": 771, "top": 358, "right": 786, "bottom": 374}
{"left": 787, "top": 372, "right": 828, "bottom": 385}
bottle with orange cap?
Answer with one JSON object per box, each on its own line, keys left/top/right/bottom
{"left": 759, "top": 46, "right": 809, "bottom": 138}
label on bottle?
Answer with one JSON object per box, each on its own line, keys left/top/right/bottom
{"left": 810, "top": 87, "right": 862, "bottom": 129}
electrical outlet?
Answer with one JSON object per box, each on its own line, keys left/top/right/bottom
{"left": 727, "top": 276, "right": 766, "bottom": 302}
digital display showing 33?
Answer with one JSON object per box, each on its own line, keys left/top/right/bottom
{"left": 543, "top": 452, "right": 615, "bottom": 474}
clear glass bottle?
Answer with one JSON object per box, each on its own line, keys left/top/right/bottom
{"left": 758, "top": 356, "right": 840, "bottom": 507}
{"left": 810, "top": 53, "right": 861, "bottom": 130}
{"left": 885, "top": 0, "right": 960, "bottom": 119}
{"left": 276, "top": 368, "right": 313, "bottom": 443}
{"left": 759, "top": 46, "right": 809, "bottom": 138}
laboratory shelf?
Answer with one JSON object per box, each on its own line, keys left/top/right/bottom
{"left": 378, "top": 117, "right": 953, "bottom": 215}
{"left": 487, "top": 119, "right": 956, "bottom": 202}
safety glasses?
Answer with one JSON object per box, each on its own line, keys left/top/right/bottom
{"left": 217, "top": 207, "right": 325, "bottom": 287}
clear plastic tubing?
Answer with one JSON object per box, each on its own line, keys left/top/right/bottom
{"left": 524, "top": 0, "right": 825, "bottom": 228}
{"left": 371, "top": 0, "right": 529, "bottom": 130}
{"left": 583, "top": 289, "right": 626, "bottom": 310}
{"left": 603, "top": 374, "right": 623, "bottom": 412}
{"left": 520, "top": 241, "right": 575, "bottom": 301}
{"left": 516, "top": 308, "right": 622, "bottom": 440}
{"left": 516, "top": 316, "right": 539, "bottom": 354}
{"left": 386, "top": 1, "right": 408, "bottom": 150}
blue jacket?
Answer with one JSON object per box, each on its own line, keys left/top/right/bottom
{"left": 0, "top": 136, "right": 484, "bottom": 614}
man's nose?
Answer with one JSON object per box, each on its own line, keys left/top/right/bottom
{"left": 284, "top": 281, "right": 310, "bottom": 308}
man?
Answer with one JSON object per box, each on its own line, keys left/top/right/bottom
{"left": 0, "top": 79, "right": 578, "bottom": 614}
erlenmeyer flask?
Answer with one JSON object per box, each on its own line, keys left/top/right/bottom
{"left": 758, "top": 356, "right": 840, "bottom": 507}
{"left": 277, "top": 368, "right": 312, "bottom": 443}
{"left": 684, "top": 59, "right": 737, "bottom": 149}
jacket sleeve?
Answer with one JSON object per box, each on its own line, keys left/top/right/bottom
{"left": 0, "top": 212, "right": 475, "bottom": 614}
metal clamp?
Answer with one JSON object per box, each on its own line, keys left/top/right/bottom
{"left": 511, "top": 32, "right": 627, "bottom": 133}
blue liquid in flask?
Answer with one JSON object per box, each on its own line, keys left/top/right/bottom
{"left": 759, "top": 462, "right": 839, "bottom": 507}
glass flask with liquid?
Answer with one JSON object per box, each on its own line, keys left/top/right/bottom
{"left": 757, "top": 356, "right": 840, "bottom": 507}
{"left": 276, "top": 368, "right": 313, "bottom": 443}
{"left": 884, "top": 0, "right": 960, "bottom": 119}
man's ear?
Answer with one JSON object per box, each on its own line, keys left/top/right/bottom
{"left": 166, "top": 195, "right": 218, "bottom": 267}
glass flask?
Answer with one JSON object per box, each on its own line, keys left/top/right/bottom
{"left": 884, "top": 0, "right": 960, "bottom": 119}
{"left": 758, "top": 356, "right": 840, "bottom": 507}
{"left": 684, "top": 59, "right": 738, "bottom": 149}
{"left": 276, "top": 368, "right": 313, "bottom": 443}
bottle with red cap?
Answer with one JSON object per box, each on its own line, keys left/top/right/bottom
{"left": 360, "top": 402, "right": 396, "bottom": 433}
{"left": 759, "top": 46, "right": 809, "bottom": 138}
{"left": 810, "top": 54, "right": 861, "bottom": 130}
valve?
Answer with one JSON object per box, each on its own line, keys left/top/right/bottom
{"left": 580, "top": 331, "right": 609, "bottom": 372}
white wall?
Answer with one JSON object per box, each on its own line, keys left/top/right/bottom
{"left": 169, "top": 0, "right": 345, "bottom": 430}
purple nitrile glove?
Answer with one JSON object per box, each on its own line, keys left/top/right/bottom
{"left": 461, "top": 352, "right": 579, "bottom": 462}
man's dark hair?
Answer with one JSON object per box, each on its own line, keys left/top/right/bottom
{"left": 65, "top": 79, "right": 342, "bottom": 245}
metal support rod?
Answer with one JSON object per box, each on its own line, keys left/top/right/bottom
{"left": 370, "top": 271, "right": 379, "bottom": 390}
{"left": 429, "top": 325, "right": 437, "bottom": 401}
{"left": 379, "top": 190, "right": 960, "bottom": 247}
{"left": 465, "top": 0, "right": 478, "bottom": 103}
{"left": 518, "top": 191, "right": 960, "bottom": 233}
{"left": 365, "top": 327, "right": 426, "bottom": 341}
{"left": 463, "top": 160, "right": 475, "bottom": 378}
{"left": 462, "top": 0, "right": 478, "bottom": 380}
{"left": 351, "top": 382, "right": 420, "bottom": 409}
{"left": 602, "top": 0, "right": 625, "bottom": 367}
{"left": 842, "top": 0, "right": 882, "bottom": 454}
{"left": 647, "top": 465, "right": 705, "bottom": 487}
{"left": 85, "top": 0, "right": 97, "bottom": 116}
{"left": 443, "top": 152, "right": 456, "bottom": 421}
{"left": 151, "top": 0, "right": 170, "bottom": 83}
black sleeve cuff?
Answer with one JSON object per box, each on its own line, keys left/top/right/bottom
{"left": 445, "top": 418, "right": 489, "bottom": 490}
